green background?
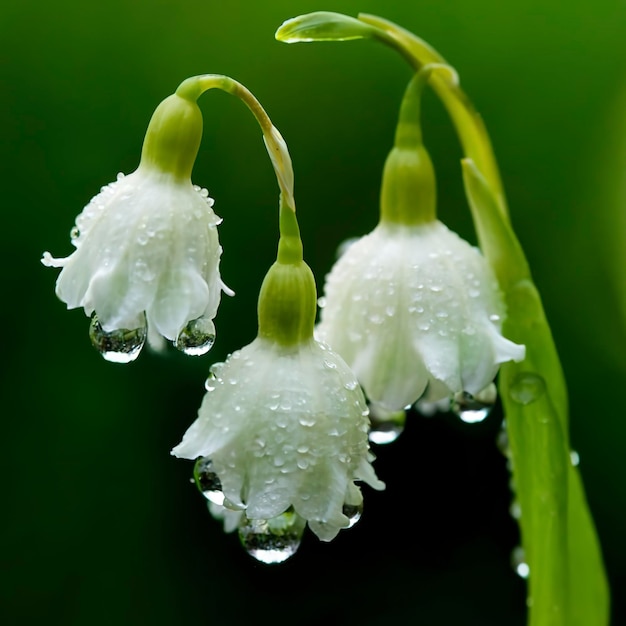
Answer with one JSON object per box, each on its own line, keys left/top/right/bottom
{"left": 2, "top": 0, "right": 625, "bottom": 624}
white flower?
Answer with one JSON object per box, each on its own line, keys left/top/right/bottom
{"left": 315, "top": 219, "right": 525, "bottom": 412}
{"left": 42, "top": 168, "right": 231, "bottom": 358}
{"left": 172, "top": 336, "right": 384, "bottom": 542}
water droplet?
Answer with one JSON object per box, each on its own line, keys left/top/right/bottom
{"left": 368, "top": 404, "right": 406, "bottom": 444}
{"left": 70, "top": 226, "right": 80, "bottom": 240}
{"left": 509, "top": 500, "right": 522, "bottom": 520}
{"left": 238, "top": 508, "right": 306, "bottom": 565}
{"left": 570, "top": 450, "right": 580, "bottom": 467}
{"left": 451, "top": 383, "right": 497, "bottom": 423}
{"left": 509, "top": 373, "right": 546, "bottom": 405}
{"left": 204, "top": 373, "right": 216, "bottom": 391}
{"left": 193, "top": 457, "right": 224, "bottom": 505}
{"left": 175, "top": 316, "right": 216, "bottom": 356}
{"left": 511, "top": 546, "right": 530, "bottom": 579}
{"left": 317, "top": 296, "right": 327, "bottom": 309}
{"left": 342, "top": 501, "right": 363, "bottom": 528}
{"left": 89, "top": 313, "right": 146, "bottom": 363}
{"left": 344, "top": 379, "right": 359, "bottom": 391}
{"left": 496, "top": 422, "right": 510, "bottom": 457}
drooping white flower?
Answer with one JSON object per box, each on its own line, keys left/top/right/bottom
{"left": 315, "top": 220, "right": 526, "bottom": 412}
{"left": 42, "top": 90, "right": 231, "bottom": 361}
{"left": 172, "top": 336, "right": 384, "bottom": 542}
{"left": 42, "top": 171, "right": 229, "bottom": 355}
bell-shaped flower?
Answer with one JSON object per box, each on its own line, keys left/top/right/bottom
{"left": 315, "top": 69, "right": 525, "bottom": 413}
{"left": 42, "top": 87, "right": 231, "bottom": 362}
{"left": 316, "top": 220, "right": 525, "bottom": 412}
{"left": 173, "top": 194, "right": 384, "bottom": 547}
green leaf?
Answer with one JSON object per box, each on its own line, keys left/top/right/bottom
{"left": 463, "top": 158, "right": 609, "bottom": 625}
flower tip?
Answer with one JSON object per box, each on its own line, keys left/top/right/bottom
{"left": 41, "top": 251, "right": 65, "bottom": 268}
{"left": 275, "top": 11, "right": 374, "bottom": 43}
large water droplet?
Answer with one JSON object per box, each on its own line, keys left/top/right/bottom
{"left": 509, "top": 372, "right": 546, "bottom": 405}
{"left": 451, "top": 383, "right": 497, "bottom": 423}
{"left": 193, "top": 457, "right": 224, "bottom": 505}
{"left": 511, "top": 545, "right": 530, "bottom": 579}
{"left": 368, "top": 404, "right": 406, "bottom": 444}
{"left": 175, "top": 316, "right": 216, "bottom": 356}
{"left": 238, "top": 508, "right": 306, "bottom": 565}
{"left": 89, "top": 313, "right": 146, "bottom": 363}
{"left": 342, "top": 501, "right": 363, "bottom": 528}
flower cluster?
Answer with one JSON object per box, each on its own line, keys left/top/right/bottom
{"left": 42, "top": 57, "right": 525, "bottom": 565}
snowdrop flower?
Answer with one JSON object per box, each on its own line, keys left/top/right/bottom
{"left": 316, "top": 68, "right": 525, "bottom": 414}
{"left": 172, "top": 93, "right": 383, "bottom": 553}
{"left": 42, "top": 86, "right": 231, "bottom": 362}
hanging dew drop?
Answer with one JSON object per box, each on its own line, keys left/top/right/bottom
{"left": 368, "top": 404, "right": 406, "bottom": 444}
{"left": 175, "top": 316, "right": 216, "bottom": 356}
{"left": 238, "top": 508, "right": 306, "bottom": 565}
{"left": 89, "top": 313, "right": 146, "bottom": 363}
{"left": 342, "top": 501, "right": 363, "bottom": 528}
{"left": 193, "top": 457, "right": 224, "bottom": 505}
{"left": 452, "top": 383, "right": 497, "bottom": 424}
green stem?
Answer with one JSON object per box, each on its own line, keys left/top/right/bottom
{"left": 357, "top": 13, "right": 508, "bottom": 218}
{"left": 176, "top": 74, "right": 295, "bottom": 212}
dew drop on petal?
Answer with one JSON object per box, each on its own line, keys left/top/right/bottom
{"left": 509, "top": 373, "right": 546, "bottom": 406}
{"left": 238, "top": 509, "right": 306, "bottom": 565}
{"left": 570, "top": 450, "right": 580, "bottom": 467}
{"left": 193, "top": 457, "right": 224, "bottom": 505}
{"left": 368, "top": 404, "right": 406, "bottom": 444}
{"left": 89, "top": 313, "right": 146, "bottom": 363}
{"left": 342, "top": 501, "right": 363, "bottom": 528}
{"left": 175, "top": 316, "right": 216, "bottom": 356}
{"left": 451, "top": 383, "right": 497, "bottom": 424}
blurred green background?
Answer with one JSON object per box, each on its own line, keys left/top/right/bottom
{"left": 2, "top": 1, "right": 625, "bottom": 624}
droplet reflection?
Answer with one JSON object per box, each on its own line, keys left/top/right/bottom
{"left": 342, "top": 501, "right": 363, "bottom": 528}
{"left": 193, "top": 457, "right": 224, "bottom": 505}
{"left": 175, "top": 316, "right": 216, "bottom": 356}
{"left": 89, "top": 313, "right": 146, "bottom": 363}
{"left": 238, "top": 508, "right": 306, "bottom": 564}
{"left": 368, "top": 404, "right": 406, "bottom": 444}
{"left": 451, "top": 383, "right": 497, "bottom": 423}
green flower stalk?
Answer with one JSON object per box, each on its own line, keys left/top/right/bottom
{"left": 276, "top": 11, "right": 609, "bottom": 625}
{"left": 171, "top": 76, "right": 384, "bottom": 559}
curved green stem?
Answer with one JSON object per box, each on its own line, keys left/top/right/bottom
{"left": 357, "top": 13, "right": 508, "bottom": 217}
{"left": 176, "top": 74, "right": 295, "bottom": 213}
